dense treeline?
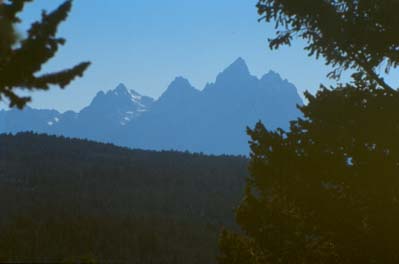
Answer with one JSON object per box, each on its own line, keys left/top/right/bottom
{"left": 0, "top": 132, "right": 247, "bottom": 263}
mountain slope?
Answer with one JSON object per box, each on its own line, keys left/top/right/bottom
{"left": 0, "top": 106, "right": 61, "bottom": 133}
{"left": 49, "top": 83, "right": 154, "bottom": 143}
{"left": 0, "top": 58, "right": 303, "bottom": 155}
{"left": 126, "top": 58, "right": 303, "bottom": 154}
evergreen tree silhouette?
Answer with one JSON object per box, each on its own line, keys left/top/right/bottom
{"left": 220, "top": 1, "right": 399, "bottom": 263}
{"left": 0, "top": 0, "right": 90, "bottom": 108}
{"left": 220, "top": 78, "right": 399, "bottom": 263}
{"left": 257, "top": 0, "right": 399, "bottom": 90}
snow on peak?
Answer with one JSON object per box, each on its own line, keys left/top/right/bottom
{"left": 128, "top": 89, "right": 143, "bottom": 103}
{"left": 111, "top": 83, "right": 146, "bottom": 105}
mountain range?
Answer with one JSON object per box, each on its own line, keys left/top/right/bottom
{"left": 0, "top": 58, "right": 303, "bottom": 155}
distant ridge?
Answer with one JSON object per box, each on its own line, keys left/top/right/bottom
{"left": 0, "top": 58, "right": 303, "bottom": 155}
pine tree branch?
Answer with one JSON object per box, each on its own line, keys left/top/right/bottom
{"left": 26, "top": 62, "right": 91, "bottom": 89}
{"left": 0, "top": 0, "right": 90, "bottom": 108}
{"left": 352, "top": 54, "right": 395, "bottom": 92}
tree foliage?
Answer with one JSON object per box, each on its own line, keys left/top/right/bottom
{"left": 0, "top": 133, "right": 247, "bottom": 263}
{"left": 257, "top": 0, "right": 399, "bottom": 90}
{"left": 0, "top": 0, "right": 90, "bottom": 108}
{"left": 220, "top": 78, "right": 399, "bottom": 263}
{"left": 219, "top": 1, "right": 399, "bottom": 263}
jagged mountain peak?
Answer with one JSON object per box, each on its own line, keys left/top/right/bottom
{"left": 160, "top": 77, "right": 198, "bottom": 100}
{"left": 83, "top": 83, "right": 154, "bottom": 123}
{"left": 110, "top": 83, "right": 139, "bottom": 98}
{"left": 259, "top": 70, "right": 300, "bottom": 96}
{"left": 261, "top": 70, "right": 283, "bottom": 82}
{"left": 217, "top": 57, "right": 250, "bottom": 79}
{"left": 169, "top": 76, "right": 193, "bottom": 89}
{"left": 95, "top": 90, "right": 106, "bottom": 97}
{"left": 114, "top": 83, "right": 128, "bottom": 93}
{"left": 1, "top": 59, "right": 303, "bottom": 155}
{"left": 212, "top": 58, "right": 256, "bottom": 89}
{"left": 228, "top": 57, "right": 248, "bottom": 72}
{"left": 90, "top": 83, "right": 149, "bottom": 106}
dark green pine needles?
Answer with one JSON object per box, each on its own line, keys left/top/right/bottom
{"left": 257, "top": 0, "right": 399, "bottom": 91}
{"left": 0, "top": 0, "right": 90, "bottom": 109}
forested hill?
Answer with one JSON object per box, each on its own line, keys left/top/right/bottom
{"left": 0, "top": 133, "right": 248, "bottom": 263}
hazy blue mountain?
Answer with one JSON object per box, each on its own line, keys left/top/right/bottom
{"left": 126, "top": 58, "right": 303, "bottom": 154}
{"left": 0, "top": 106, "right": 61, "bottom": 134}
{"left": 48, "top": 83, "right": 154, "bottom": 142}
{"left": 0, "top": 58, "right": 303, "bottom": 155}
{"left": 125, "top": 77, "right": 202, "bottom": 151}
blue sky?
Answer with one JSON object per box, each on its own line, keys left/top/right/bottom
{"left": 13, "top": 0, "right": 339, "bottom": 112}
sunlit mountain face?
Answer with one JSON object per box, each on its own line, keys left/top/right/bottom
{"left": 0, "top": 58, "right": 302, "bottom": 155}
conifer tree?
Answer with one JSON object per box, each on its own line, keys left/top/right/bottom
{"left": 257, "top": 0, "right": 399, "bottom": 90}
{"left": 219, "top": 1, "right": 399, "bottom": 263}
{"left": 220, "top": 79, "right": 399, "bottom": 263}
{"left": 0, "top": 0, "right": 90, "bottom": 108}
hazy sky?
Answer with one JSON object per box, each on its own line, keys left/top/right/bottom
{"left": 12, "top": 0, "right": 339, "bottom": 112}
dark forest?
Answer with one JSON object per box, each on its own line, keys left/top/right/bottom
{"left": 0, "top": 132, "right": 247, "bottom": 263}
